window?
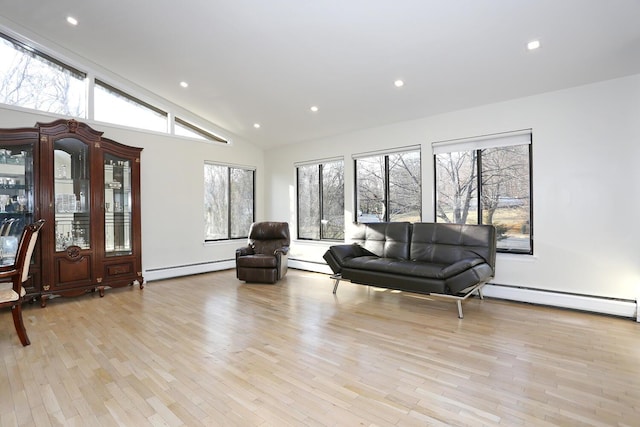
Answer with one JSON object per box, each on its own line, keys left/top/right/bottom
{"left": 94, "top": 80, "right": 167, "bottom": 132}
{"left": 0, "top": 30, "right": 228, "bottom": 142}
{"left": 297, "top": 160, "right": 344, "bottom": 240}
{"left": 433, "top": 130, "right": 532, "bottom": 254}
{"left": 355, "top": 148, "right": 421, "bottom": 223}
{"left": 175, "top": 117, "right": 227, "bottom": 143}
{"left": 204, "top": 163, "right": 254, "bottom": 240}
{"left": 0, "top": 33, "right": 86, "bottom": 117}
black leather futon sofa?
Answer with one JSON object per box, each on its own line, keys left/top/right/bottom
{"left": 323, "top": 222, "right": 497, "bottom": 318}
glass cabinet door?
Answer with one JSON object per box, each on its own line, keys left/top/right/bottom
{"left": 104, "top": 153, "right": 132, "bottom": 256}
{"left": 54, "top": 138, "right": 90, "bottom": 251}
{"left": 0, "top": 144, "right": 34, "bottom": 264}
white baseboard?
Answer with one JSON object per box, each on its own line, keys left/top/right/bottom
{"left": 482, "top": 284, "right": 637, "bottom": 319}
{"left": 288, "top": 259, "right": 333, "bottom": 274}
{"left": 144, "top": 260, "right": 235, "bottom": 282}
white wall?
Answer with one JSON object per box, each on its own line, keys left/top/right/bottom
{"left": 0, "top": 106, "right": 265, "bottom": 281}
{"left": 265, "top": 74, "right": 640, "bottom": 305}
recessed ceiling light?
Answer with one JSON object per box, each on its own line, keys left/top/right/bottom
{"left": 179, "top": 81, "right": 189, "bottom": 88}
{"left": 310, "top": 105, "right": 319, "bottom": 112}
{"left": 253, "top": 123, "right": 261, "bottom": 129}
{"left": 66, "top": 16, "right": 78, "bottom": 26}
{"left": 527, "top": 40, "right": 541, "bottom": 50}
{"left": 394, "top": 79, "right": 404, "bottom": 88}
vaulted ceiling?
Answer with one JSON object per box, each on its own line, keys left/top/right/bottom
{"left": 1, "top": 0, "right": 639, "bottom": 148}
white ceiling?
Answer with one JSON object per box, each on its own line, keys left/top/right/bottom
{"left": 1, "top": 0, "right": 639, "bottom": 148}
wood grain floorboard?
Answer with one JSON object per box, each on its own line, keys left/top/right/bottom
{"left": 1, "top": 269, "right": 639, "bottom": 426}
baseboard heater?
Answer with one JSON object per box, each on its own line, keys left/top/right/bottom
{"left": 482, "top": 283, "right": 638, "bottom": 320}
{"left": 145, "top": 259, "right": 235, "bottom": 282}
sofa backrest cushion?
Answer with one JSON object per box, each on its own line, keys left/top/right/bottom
{"left": 350, "top": 222, "right": 411, "bottom": 259}
{"left": 410, "top": 223, "right": 496, "bottom": 269}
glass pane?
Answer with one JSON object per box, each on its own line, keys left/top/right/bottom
{"left": 481, "top": 145, "right": 531, "bottom": 252}
{"left": 356, "top": 156, "right": 385, "bottom": 223}
{"left": 54, "top": 138, "right": 90, "bottom": 251}
{"left": 0, "top": 144, "right": 34, "bottom": 265}
{"left": 0, "top": 36, "right": 86, "bottom": 117}
{"left": 297, "top": 165, "right": 320, "bottom": 239}
{"left": 435, "top": 151, "right": 478, "bottom": 224}
{"left": 321, "top": 161, "right": 344, "bottom": 240}
{"left": 104, "top": 154, "right": 132, "bottom": 255}
{"left": 204, "top": 164, "right": 229, "bottom": 240}
{"left": 229, "top": 168, "right": 254, "bottom": 238}
{"left": 388, "top": 151, "right": 421, "bottom": 222}
{"left": 95, "top": 81, "right": 167, "bottom": 132}
{"left": 175, "top": 121, "right": 206, "bottom": 140}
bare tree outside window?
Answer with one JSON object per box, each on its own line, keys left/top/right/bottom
{"left": 435, "top": 143, "right": 532, "bottom": 253}
{"left": 0, "top": 37, "right": 85, "bottom": 117}
{"left": 230, "top": 168, "right": 255, "bottom": 238}
{"left": 356, "top": 156, "right": 386, "bottom": 222}
{"left": 321, "top": 161, "right": 344, "bottom": 239}
{"left": 388, "top": 151, "right": 421, "bottom": 222}
{"left": 297, "top": 161, "right": 344, "bottom": 240}
{"left": 356, "top": 150, "right": 421, "bottom": 223}
{"left": 204, "top": 164, "right": 229, "bottom": 240}
{"left": 204, "top": 164, "right": 254, "bottom": 240}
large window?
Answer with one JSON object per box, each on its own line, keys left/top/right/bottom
{"left": 297, "top": 160, "right": 344, "bottom": 240}
{"left": 355, "top": 148, "right": 421, "bottom": 223}
{"left": 0, "top": 33, "right": 86, "bottom": 117}
{"left": 434, "top": 130, "right": 532, "bottom": 254}
{"left": 204, "top": 163, "right": 254, "bottom": 240}
{"left": 0, "top": 31, "right": 224, "bottom": 143}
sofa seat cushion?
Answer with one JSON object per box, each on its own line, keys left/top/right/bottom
{"left": 236, "top": 254, "right": 277, "bottom": 269}
{"left": 344, "top": 255, "right": 487, "bottom": 280}
{"left": 344, "top": 256, "right": 449, "bottom": 279}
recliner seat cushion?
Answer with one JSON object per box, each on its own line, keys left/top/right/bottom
{"left": 236, "top": 254, "right": 278, "bottom": 268}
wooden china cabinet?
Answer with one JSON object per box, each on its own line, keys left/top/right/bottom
{"left": 0, "top": 119, "right": 143, "bottom": 305}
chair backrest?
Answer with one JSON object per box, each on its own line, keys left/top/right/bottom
{"left": 248, "top": 222, "right": 290, "bottom": 255}
{"left": 14, "top": 219, "right": 45, "bottom": 284}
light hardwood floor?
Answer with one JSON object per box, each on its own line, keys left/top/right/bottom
{"left": 1, "top": 269, "right": 639, "bottom": 426}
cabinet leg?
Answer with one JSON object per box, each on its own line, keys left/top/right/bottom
{"left": 98, "top": 286, "right": 105, "bottom": 297}
{"left": 40, "top": 295, "right": 48, "bottom": 308}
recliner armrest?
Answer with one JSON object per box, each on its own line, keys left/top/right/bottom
{"left": 440, "top": 257, "right": 485, "bottom": 278}
{"left": 274, "top": 246, "right": 289, "bottom": 256}
{"left": 236, "top": 246, "right": 255, "bottom": 257}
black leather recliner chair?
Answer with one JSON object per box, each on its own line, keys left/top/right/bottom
{"left": 235, "top": 222, "right": 290, "bottom": 284}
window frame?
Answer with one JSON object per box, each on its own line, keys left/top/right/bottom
{"left": 296, "top": 159, "right": 345, "bottom": 241}
{"left": 433, "top": 131, "right": 533, "bottom": 255}
{"left": 354, "top": 147, "right": 422, "bottom": 224}
{"left": 204, "top": 162, "right": 255, "bottom": 242}
{"left": 175, "top": 117, "right": 228, "bottom": 144}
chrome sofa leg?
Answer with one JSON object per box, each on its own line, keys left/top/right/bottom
{"left": 331, "top": 274, "right": 341, "bottom": 294}
{"left": 457, "top": 300, "right": 464, "bottom": 319}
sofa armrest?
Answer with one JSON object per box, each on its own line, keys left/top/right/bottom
{"left": 440, "top": 257, "right": 485, "bottom": 278}
{"left": 331, "top": 244, "right": 367, "bottom": 264}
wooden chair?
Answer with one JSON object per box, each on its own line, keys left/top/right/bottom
{"left": 0, "top": 219, "right": 45, "bottom": 346}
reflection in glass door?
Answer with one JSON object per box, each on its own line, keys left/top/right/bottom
{"left": 104, "top": 153, "right": 132, "bottom": 256}
{"left": 54, "top": 138, "right": 90, "bottom": 251}
{"left": 0, "top": 144, "right": 34, "bottom": 264}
